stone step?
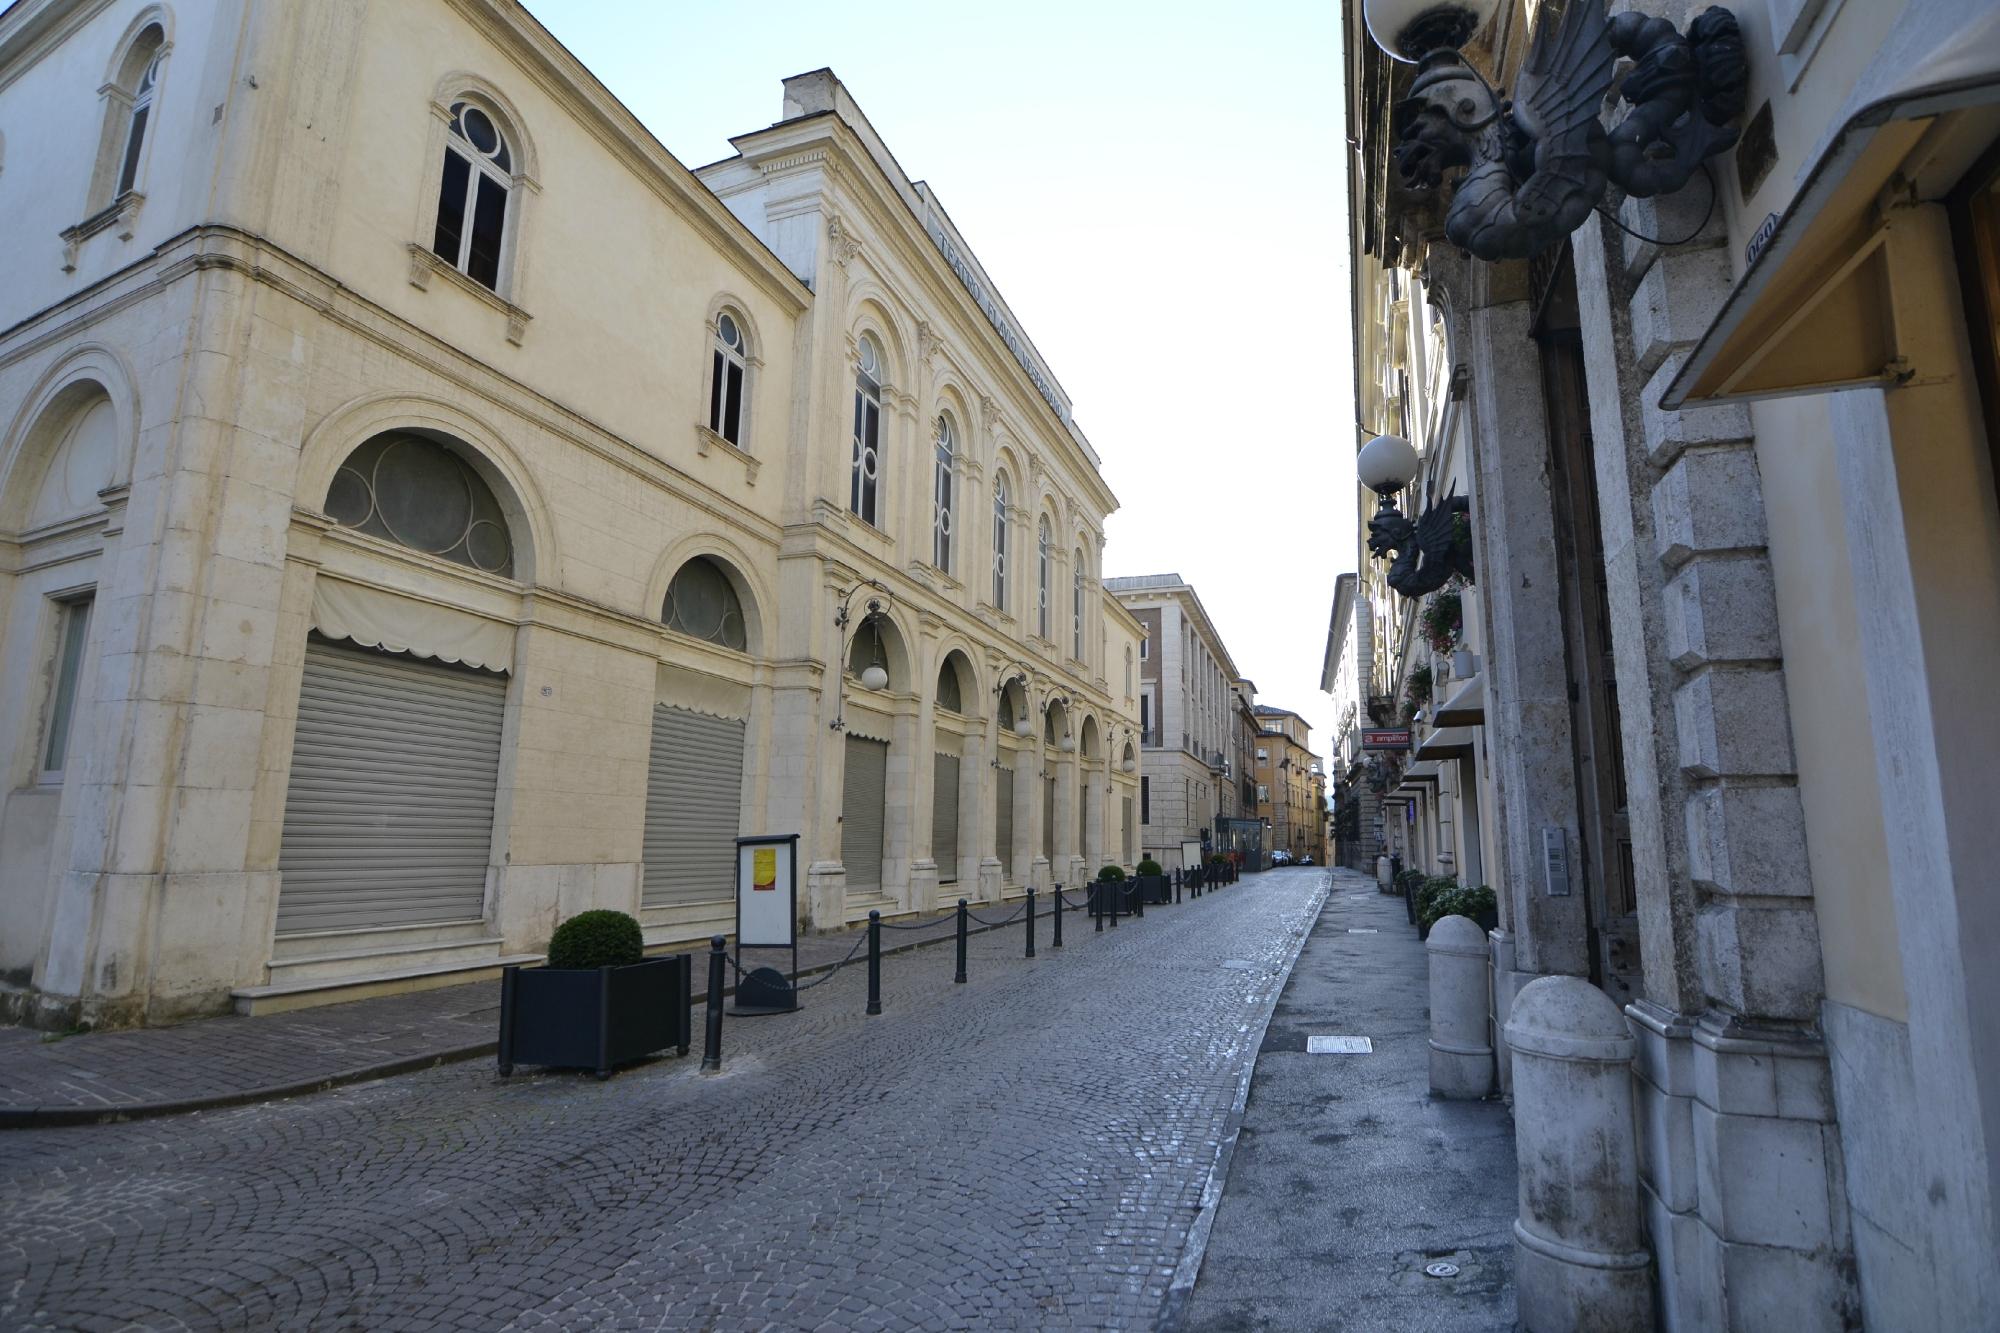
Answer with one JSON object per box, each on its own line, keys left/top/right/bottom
{"left": 232, "top": 949, "right": 543, "bottom": 1017}
{"left": 263, "top": 934, "right": 513, "bottom": 986}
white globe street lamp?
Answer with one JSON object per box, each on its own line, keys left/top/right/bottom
{"left": 1357, "top": 433, "right": 1421, "bottom": 496}
{"left": 1362, "top": 0, "right": 1500, "bottom": 62}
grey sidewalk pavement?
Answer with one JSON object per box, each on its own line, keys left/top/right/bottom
{"left": 1178, "top": 868, "right": 1519, "bottom": 1332}
{"left": 0, "top": 887, "right": 1096, "bottom": 1128}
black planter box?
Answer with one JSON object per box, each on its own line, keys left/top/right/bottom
{"left": 497, "top": 953, "right": 692, "bottom": 1080}
{"left": 1134, "top": 874, "right": 1171, "bottom": 904}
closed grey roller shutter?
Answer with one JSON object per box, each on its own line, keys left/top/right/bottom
{"left": 644, "top": 706, "right": 745, "bottom": 908}
{"left": 277, "top": 638, "right": 506, "bottom": 934}
{"left": 933, "top": 751, "right": 960, "bottom": 883}
{"left": 1043, "top": 776, "right": 1055, "bottom": 862}
{"left": 1079, "top": 781, "right": 1087, "bottom": 861}
{"left": 842, "top": 735, "right": 888, "bottom": 893}
{"left": 996, "top": 761, "right": 1014, "bottom": 879}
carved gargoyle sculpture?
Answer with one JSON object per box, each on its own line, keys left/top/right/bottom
{"left": 1368, "top": 490, "right": 1474, "bottom": 598}
{"left": 1390, "top": 1, "right": 1746, "bottom": 261}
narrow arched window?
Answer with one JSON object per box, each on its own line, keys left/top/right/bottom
{"left": 992, "top": 472, "right": 1010, "bottom": 609}
{"left": 117, "top": 46, "right": 163, "bottom": 197}
{"left": 1125, "top": 646, "right": 1134, "bottom": 698}
{"left": 933, "top": 414, "right": 955, "bottom": 573}
{"left": 1072, "top": 549, "right": 1086, "bottom": 660}
{"left": 936, "top": 658, "right": 963, "bottom": 713}
{"left": 432, "top": 102, "right": 513, "bottom": 291}
{"left": 662, "top": 556, "right": 747, "bottom": 651}
{"left": 324, "top": 432, "right": 515, "bottom": 577}
{"left": 710, "top": 311, "right": 748, "bottom": 446}
{"left": 851, "top": 336, "right": 883, "bottom": 526}
{"left": 1037, "top": 516, "right": 1051, "bottom": 640}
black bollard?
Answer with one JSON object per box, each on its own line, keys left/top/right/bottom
{"left": 955, "top": 899, "right": 969, "bottom": 983}
{"left": 1134, "top": 878, "right": 1145, "bottom": 918}
{"left": 866, "top": 910, "right": 882, "bottom": 1016}
{"left": 1175, "top": 868, "right": 1182, "bottom": 905}
{"left": 700, "top": 935, "right": 726, "bottom": 1074}
{"left": 1053, "top": 883, "right": 1065, "bottom": 948}
{"left": 1025, "top": 888, "right": 1037, "bottom": 959}
{"left": 1110, "top": 881, "right": 1120, "bottom": 928}
{"left": 1094, "top": 882, "right": 1104, "bottom": 932}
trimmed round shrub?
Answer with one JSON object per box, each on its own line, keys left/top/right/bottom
{"left": 1136, "top": 857, "right": 1164, "bottom": 877}
{"left": 1097, "top": 864, "right": 1126, "bottom": 882}
{"left": 1415, "top": 877, "right": 1465, "bottom": 931}
{"left": 546, "top": 909, "right": 644, "bottom": 970}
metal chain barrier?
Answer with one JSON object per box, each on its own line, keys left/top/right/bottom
{"left": 965, "top": 901, "right": 1031, "bottom": 928}
{"left": 721, "top": 930, "right": 867, "bottom": 994}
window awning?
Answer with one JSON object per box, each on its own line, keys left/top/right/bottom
{"left": 1432, "top": 674, "right": 1484, "bottom": 727}
{"left": 1396, "top": 761, "right": 1441, "bottom": 793}
{"left": 1416, "top": 726, "right": 1477, "bottom": 760}
{"left": 1662, "top": 2, "right": 2000, "bottom": 408}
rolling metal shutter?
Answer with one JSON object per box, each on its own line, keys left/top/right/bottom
{"left": 842, "top": 735, "right": 889, "bottom": 893}
{"left": 643, "top": 706, "right": 745, "bottom": 908}
{"left": 996, "top": 761, "right": 1014, "bottom": 879}
{"left": 277, "top": 638, "right": 506, "bottom": 934}
{"left": 1079, "top": 781, "right": 1088, "bottom": 862}
{"left": 1043, "top": 776, "right": 1056, "bottom": 862}
{"left": 933, "top": 751, "right": 960, "bottom": 883}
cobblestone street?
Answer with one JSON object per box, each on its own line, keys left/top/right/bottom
{"left": 0, "top": 870, "right": 1326, "bottom": 1331}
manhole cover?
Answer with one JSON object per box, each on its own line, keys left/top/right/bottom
{"left": 1306, "top": 1035, "right": 1373, "bottom": 1054}
{"left": 1347, "top": 928, "right": 1378, "bottom": 934}
{"left": 1424, "top": 1261, "right": 1461, "bottom": 1279}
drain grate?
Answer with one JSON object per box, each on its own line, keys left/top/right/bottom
{"left": 1346, "top": 928, "right": 1378, "bottom": 934}
{"left": 1306, "top": 1035, "right": 1373, "bottom": 1054}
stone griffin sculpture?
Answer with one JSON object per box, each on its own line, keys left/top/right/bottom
{"left": 1368, "top": 489, "right": 1475, "bottom": 598}
{"left": 1390, "top": 1, "right": 1747, "bottom": 262}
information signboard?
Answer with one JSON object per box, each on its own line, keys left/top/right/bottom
{"left": 736, "top": 834, "right": 798, "bottom": 948}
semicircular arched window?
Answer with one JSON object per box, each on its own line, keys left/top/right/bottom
{"left": 662, "top": 556, "right": 748, "bottom": 651}
{"left": 324, "top": 432, "right": 515, "bottom": 577}
{"left": 936, "top": 657, "right": 963, "bottom": 713}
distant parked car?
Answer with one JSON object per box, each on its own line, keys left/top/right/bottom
{"left": 1270, "top": 849, "right": 1293, "bottom": 866}
{"left": 1299, "top": 854, "right": 1314, "bottom": 865}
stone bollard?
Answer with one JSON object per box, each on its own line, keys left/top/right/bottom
{"left": 1505, "top": 975, "right": 1653, "bottom": 1332}
{"left": 1377, "top": 855, "right": 1391, "bottom": 888}
{"left": 1425, "top": 915, "right": 1494, "bottom": 1099}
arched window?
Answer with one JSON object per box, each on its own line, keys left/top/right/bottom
{"left": 1037, "top": 516, "right": 1051, "bottom": 640}
{"left": 1072, "top": 549, "right": 1086, "bottom": 660}
{"left": 991, "top": 472, "right": 1009, "bottom": 610}
{"left": 432, "top": 101, "right": 514, "bottom": 291}
{"left": 709, "top": 311, "right": 749, "bottom": 447}
{"left": 851, "top": 336, "right": 883, "bottom": 526}
{"left": 936, "top": 657, "right": 963, "bottom": 713}
{"left": 116, "top": 41, "right": 163, "bottom": 197}
{"left": 662, "top": 556, "right": 747, "bottom": 651}
{"left": 932, "top": 413, "right": 955, "bottom": 573}
{"left": 324, "top": 432, "right": 515, "bottom": 577}
{"left": 1125, "top": 645, "right": 1134, "bottom": 698}
{"left": 89, "top": 24, "right": 165, "bottom": 213}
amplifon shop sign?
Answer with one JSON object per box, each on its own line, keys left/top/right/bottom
{"left": 1362, "top": 728, "right": 1412, "bottom": 752}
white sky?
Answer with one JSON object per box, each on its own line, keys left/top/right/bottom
{"left": 523, "top": 0, "right": 1360, "bottom": 761}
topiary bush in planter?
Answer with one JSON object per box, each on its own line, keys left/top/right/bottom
{"left": 1132, "top": 856, "right": 1170, "bottom": 905}
{"left": 1136, "top": 857, "right": 1163, "bottom": 877}
{"left": 499, "top": 910, "right": 690, "bottom": 1080}
{"left": 1096, "top": 864, "right": 1126, "bottom": 882}
{"left": 545, "top": 909, "right": 643, "bottom": 970}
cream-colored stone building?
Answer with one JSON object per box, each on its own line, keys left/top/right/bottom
{"left": 1106, "top": 574, "right": 1245, "bottom": 872}
{"left": 0, "top": 0, "right": 1138, "bottom": 1028}
{"left": 1341, "top": 0, "right": 2000, "bottom": 1326}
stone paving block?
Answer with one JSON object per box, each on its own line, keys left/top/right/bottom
{"left": 0, "top": 869, "right": 1331, "bottom": 1329}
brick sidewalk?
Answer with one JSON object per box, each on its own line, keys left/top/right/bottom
{"left": 0, "top": 889, "right": 1093, "bottom": 1127}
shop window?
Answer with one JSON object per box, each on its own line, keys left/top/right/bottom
{"left": 662, "top": 557, "right": 748, "bottom": 651}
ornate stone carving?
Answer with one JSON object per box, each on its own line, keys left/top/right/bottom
{"left": 826, "top": 214, "right": 862, "bottom": 267}
{"left": 1391, "top": 1, "right": 1745, "bottom": 262}
{"left": 1367, "top": 491, "right": 1475, "bottom": 598}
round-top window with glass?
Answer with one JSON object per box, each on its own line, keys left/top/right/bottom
{"left": 662, "top": 557, "right": 748, "bottom": 651}
{"left": 324, "top": 432, "right": 515, "bottom": 577}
